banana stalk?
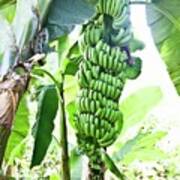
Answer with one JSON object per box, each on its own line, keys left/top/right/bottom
{"left": 0, "top": 70, "right": 29, "bottom": 168}
{"left": 0, "top": 126, "right": 10, "bottom": 167}
{"left": 0, "top": 0, "right": 52, "bottom": 169}
{"left": 0, "top": 53, "right": 45, "bottom": 170}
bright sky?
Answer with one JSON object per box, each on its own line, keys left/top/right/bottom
{"left": 128, "top": 5, "right": 180, "bottom": 151}
{"left": 122, "top": 5, "right": 178, "bottom": 100}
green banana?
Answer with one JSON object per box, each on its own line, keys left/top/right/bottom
{"left": 111, "top": 28, "right": 126, "bottom": 44}
{"left": 75, "top": 0, "right": 142, "bottom": 175}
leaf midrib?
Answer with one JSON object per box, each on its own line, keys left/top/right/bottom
{"left": 152, "top": 4, "right": 180, "bottom": 32}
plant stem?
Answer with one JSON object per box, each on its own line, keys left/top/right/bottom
{"left": 32, "top": 68, "right": 70, "bottom": 179}
{"left": 0, "top": 70, "right": 29, "bottom": 169}
{"left": 0, "top": 0, "right": 53, "bottom": 171}
{"left": 59, "top": 74, "right": 70, "bottom": 180}
{"left": 0, "top": 126, "right": 11, "bottom": 168}
{"left": 88, "top": 161, "right": 105, "bottom": 180}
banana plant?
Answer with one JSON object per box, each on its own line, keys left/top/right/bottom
{"left": 0, "top": 0, "right": 179, "bottom": 179}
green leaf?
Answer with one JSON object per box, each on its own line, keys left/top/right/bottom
{"left": 64, "top": 42, "right": 82, "bottom": 75}
{"left": 5, "top": 96, "right": 29, "bottom": 164}
{"left": 124, "top": 57, "right": 142, "bottom": 80}
{"left": 50, "top": 174, "right": 60, "bottom": 180}
{"left": 64, "top": 60, "right": 79, "bottom": 76}
{"left": 0, "top": 0, "right": 16, "bottom": 9}
{"left": 46, "top": 0, "right": 95, "bottom": 40}
{"left": 31, "top": 85, "right": 59, "bottom": 168}
{"left": 64, "top": 75, "right": 79, "bottom": 105}
{"left": 67, "top": 42, "right": 81, "bottom": 59}
{"left": 66, "top": 101, "right": 76, "bottom": 128}
{"left": 129, "top": 38, "right": 145, "bottom": 52}
{"left": 70, "top": 147, "right": 83, "bottom": 179}
{"left": 102, "top": 151, "right": 125, "bottom": 179}
{"left": 123, "top": 148, "right": 167, "bottom": 164}
{"left": 135, "top": 131, "right": 167, "bottom": 149}
{"left": 113, "top": 131, "right": 167, "bottom": 164}
{"left": 0, "top": 3, "right": 16, "bottom": 22}
{"left": 120, "top": 86, "right": 163, "bottom": 134}
{"left": 146, "top": 0, "right": 180, "bottom": 95}
{"left": 12, "top": 0, "right": 38, "bottom": 49}
{"left": 37, "top": 0, "right": 52, "bottom": 25}
{"left": 58, "top": 36, "right": 82, "bottom": 75}
{"left": 114, "top": 133, "right": 143, "bottom": 162}
{"left": 0, "top": 15, "right": 16, "bottom": 76}
{"left": 0, "top": 17, "right": 13, "bottom": 54}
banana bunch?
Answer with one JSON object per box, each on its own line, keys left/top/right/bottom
{"left": 96, "top": 0, "right": 132, "bottom": 46}
{"left": 75, "top": 0, "right": 142, "bottom": 169}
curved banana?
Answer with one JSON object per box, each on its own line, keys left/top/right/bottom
{"left": 74, "top": 0, "right": 142, "bottom": 171}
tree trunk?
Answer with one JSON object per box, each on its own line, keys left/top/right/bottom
{"left": 0, "top": 54, "right": 45, "bottom": 168}
{"left": 0, "top": 126, "right": 11, "bottom": 168}
{"left": 0, "top": 70, "right": 29, "bottom": 168}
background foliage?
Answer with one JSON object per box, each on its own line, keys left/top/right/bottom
{"left": 0, "top": 0, "right": 180, "bottom": 179}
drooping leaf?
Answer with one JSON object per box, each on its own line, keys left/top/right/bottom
{"left": 64, "top": 57, "right": 81, "bottom": 76}
{"left": 114, "top": 133, "right": 143, "bottom": 162}
{"left": 58, "top": 35, "right": 82, "bottom": 75}
{"left": 37, "top": 0, "right": 52, "bottom": 26}
{"left": 5, "top": 96, "right": 29, "bottom": 164}
{"left": 67, "top": 42, "right": 80, "bottom": 59}
{"left": 46, "top": 0, "right": 95, "bottom": 40}
{"left": 113, "top": 131, "right": 167, "bottom": 164}
{"left": 31, "top": 85, "right": 59, "bottom": 168}
{"left": 120, "top": 86, "right": 163, "bottom": 134}
{"left": 102, "top": 150, "right": 125, "bottom": 179}
{"left": 70, "top": 147, "right": 83, "bottom": 179}
{"left": 123, "top": 148, "right": 166, "bottom": 163}
{"left": 58, "top": 35, "right": 71, "bottom": 66}
{"left": 146, "top": 0, "right": 180, "bottom": 95}
{"left": 64, "top": 42, "right": 82, "bottom": 75}
{"left": 135, "top": 131, "right": 167, "bottom": 149}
